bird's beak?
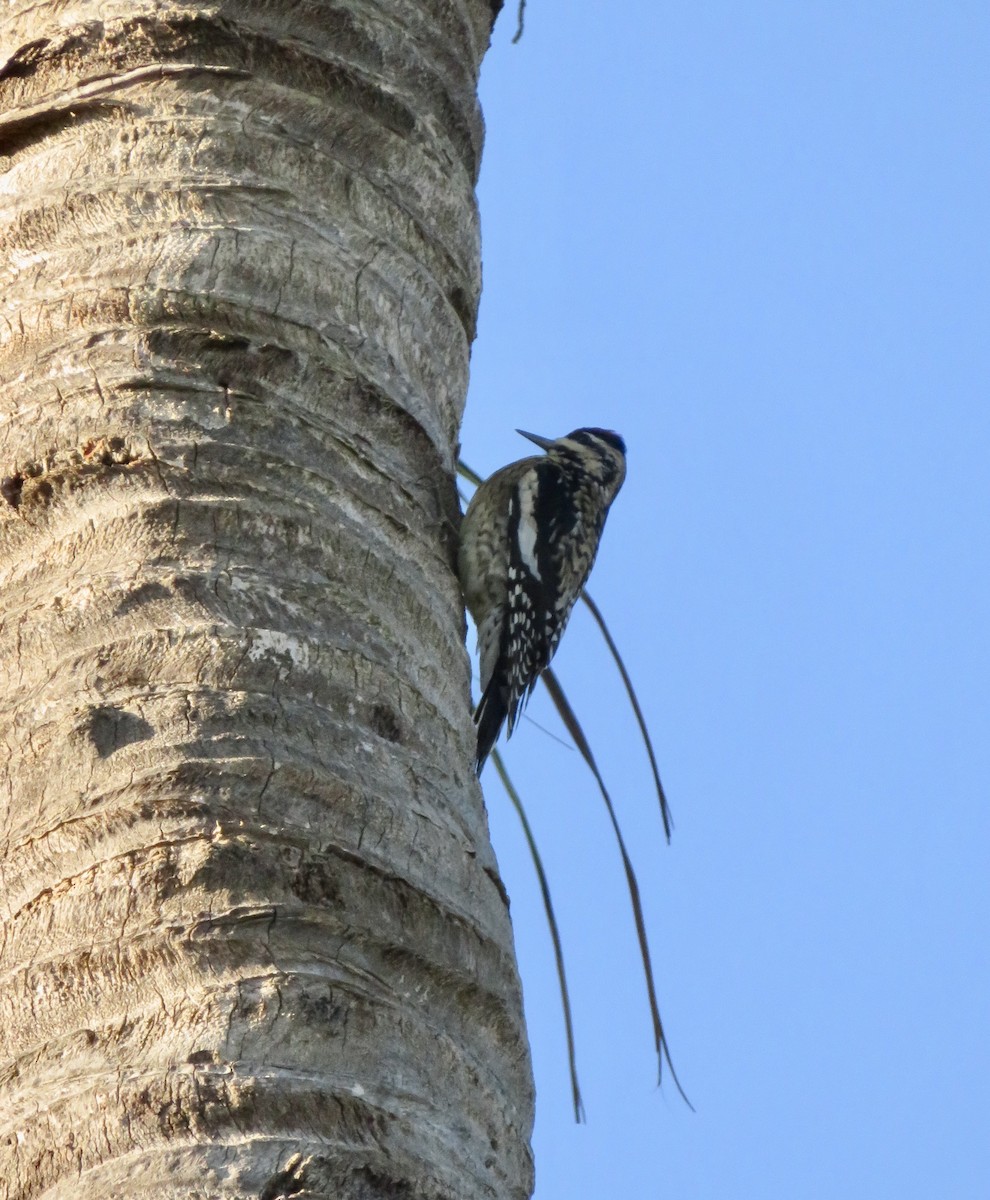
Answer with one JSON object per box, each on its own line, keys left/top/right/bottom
{"left": 516, "top": 429, "right": 554, "bottom": 451}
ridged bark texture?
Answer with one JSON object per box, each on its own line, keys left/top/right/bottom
{"left": 0, "top": 2, "right": 534, "bottom": 1197}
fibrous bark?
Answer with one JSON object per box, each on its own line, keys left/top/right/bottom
{"left": 0, "top": 2, "right": 534, "bottom": 1197}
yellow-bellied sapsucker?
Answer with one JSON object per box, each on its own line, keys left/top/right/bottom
{"left": 459, "top": 427, "right": 627, "bottom": 771}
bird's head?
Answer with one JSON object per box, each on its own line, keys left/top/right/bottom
{"left": 517, "top": 426, "right": 627, "bottom": 497}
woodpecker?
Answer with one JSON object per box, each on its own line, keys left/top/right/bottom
{"left": 459, "top": 427, "right": 627, "bottom": 771}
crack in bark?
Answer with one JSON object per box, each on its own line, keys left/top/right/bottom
{"left": 1, "top": 436, "right": 151, "bottom": 512}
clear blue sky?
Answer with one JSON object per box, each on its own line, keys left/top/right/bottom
{"left": 462, "top": 4, "right": 990, "bottom": 1198}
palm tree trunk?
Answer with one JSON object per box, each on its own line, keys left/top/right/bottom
{"left": 0, "top": 1, "right": 533, "bottom": 1196}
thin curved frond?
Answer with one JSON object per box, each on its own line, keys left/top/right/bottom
{"left": 542, "top": 667, "right": 693, "bottom": 1109}
{"left": 493, "top": 748, "right": 585, "bottom": 1123}
{"left": 580, "top": 589, "right": 673, "bottom": 842}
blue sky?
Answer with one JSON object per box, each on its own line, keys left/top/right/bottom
{"left": 462, "top": 4, "right": 990, "bottom": 1197}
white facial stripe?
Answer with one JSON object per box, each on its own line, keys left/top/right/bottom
{"left": 558, "top": 437, "right": 592, "bottom": 456}
{"left": 517, "top": 475, "right": 541, "bottom": 580}
{"left": 558, "top": 434, "right": 618, "bottom": 464}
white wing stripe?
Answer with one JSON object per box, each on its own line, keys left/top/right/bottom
{"left": 516, "top": 476, "right": 542, "bottom": 580}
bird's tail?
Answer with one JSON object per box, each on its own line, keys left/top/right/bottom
{"left": 473, "top": 678, "right": 508, "bottom": 774}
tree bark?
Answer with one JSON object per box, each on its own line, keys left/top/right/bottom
{"left": 0, "top": 1, "right": 532, "bottom": 1197}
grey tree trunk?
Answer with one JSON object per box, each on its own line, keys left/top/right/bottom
{"left": 0, "top": 1, "right": 534, "bottom": 1197}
